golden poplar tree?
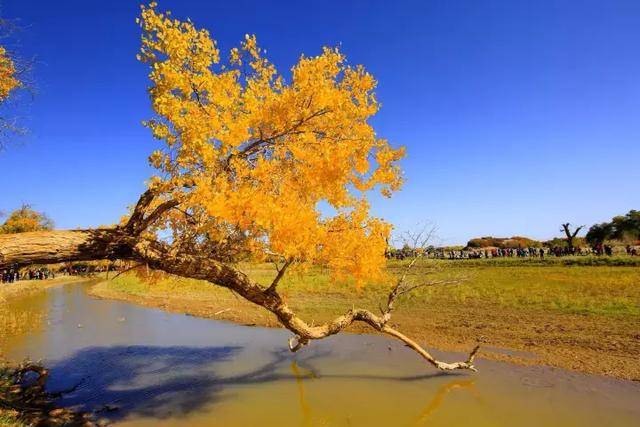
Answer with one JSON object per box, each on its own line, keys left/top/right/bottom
{"left": 136, "top": 2, "right": 405, "bottom": 285}
{"left": 0, "top": 205, "right": 54, "bottom": 234}
{"left": 0, "top": 3, "right": 479, "bottom": 372}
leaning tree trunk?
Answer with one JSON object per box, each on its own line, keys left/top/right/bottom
{"left": 0, "top": 192, "right": 479, "bottom": 372}
{"left": 0, "top": 229, "right": 134, "bottom": 267}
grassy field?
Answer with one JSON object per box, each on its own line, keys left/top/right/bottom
{"left": 92, "top": 256, "right": 640, "bottom": 380}
{"left": 103, "top": 257, "right": 640, "bottom": 316}
{"left": 0, "top": 412, "right": 23, "bottom": 427}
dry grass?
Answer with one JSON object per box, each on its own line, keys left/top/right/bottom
{"left": 0, "top": 365, "right": 25, "bottom": 427}
{"left": 106, "top": 258, "right": 640, "bottom": 317}
{"left": 0, "top": 412, "right": 23, "bottom": 427}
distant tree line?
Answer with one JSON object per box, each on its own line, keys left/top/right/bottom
{"left": 462, "top": 211, "right": 639, "bottom": 251}
{"left": 385, "top": 210, "right": 639, "bottom": 259}
{"left": 465, "top": 235, "right": 589, "bottom": 249}
{"left": 467, "top": 236, "right": 542, "bottom": 249}
{"left": 585, "top": 210, "right": 640, "bottom": 246}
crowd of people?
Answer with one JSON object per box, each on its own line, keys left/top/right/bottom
{"left": 1, "top": 268, "right": 55, "bottom": 283}
{"left": 438, "top": 245, "right": 624, "bottom": 260}
{"left": 442, "top": 247, "right": 546, "bottom": 260}
{"left": 1, "top": 262, "right": 126, "bottom": 285}
{"left": 386, "top": 243, "right": 640, "bottom": 260}
{"left": 437, "top": 243, "right": 640, "bottom": 260}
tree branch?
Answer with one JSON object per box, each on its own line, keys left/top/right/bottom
{"left": 226, "top": 108, "right": 331, "bottom": 167}
{"left": 125, "top": 189, "right": 155, "bottom": 233}
{"left": 133, "top": 238, "right": 479, "bottom": 372}
{"left": 136, "top": 199, "right": 180, "bottom": 232}
{"left": 572, "top": 225, "right": 585, "bottom": 239}
{"left": 266, "top": 258, "right": 292, "bottom": 294}
{"left": 124, "top": 189, "right": 179, "bottom": 235}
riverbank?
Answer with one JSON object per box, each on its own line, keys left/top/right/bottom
{"left": 89, "top": 259, "right": 640, "bottom": 381}
{"left": 0, "top": 275, "right": 87, "bottom": 302}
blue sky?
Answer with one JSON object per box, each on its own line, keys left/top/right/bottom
{"left": 0, "top": 0, "right": 638, "bottom": 245}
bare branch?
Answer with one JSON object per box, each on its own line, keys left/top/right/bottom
{"left": 382, "top": 224, "right": 440, "bottom": 323}
{"left": 125, "top": 189, "right": 156, "bottom": 233}
{"left": 225, "top": 108, "right": 331, "bottom": 167}
{"left": 561, "top": 222, "right": 585, "bottom": 249}
{"left": 266, "top": 258, "right": 292, "bottom": 294}
{"left": 136, "top": 199, "right": 180, "bottom": 232}
{"left": 288, "top": 336, "right": 309, "bottom": 352}
{"left": 396, "top": 278, "right": 464, "bottom": 297}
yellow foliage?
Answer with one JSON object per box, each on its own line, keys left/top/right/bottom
{"left": 137, "top": 3, "right": 404, "bottom": 284}
{"left": 0, "top": 46, "right": 20, "bottom": 102}
{"left": 0, "top": 205, "right": 53, "bottom": 234}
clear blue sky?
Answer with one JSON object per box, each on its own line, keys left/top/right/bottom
{"left": 1, "top": 0, "right": 638, "bottom": 245}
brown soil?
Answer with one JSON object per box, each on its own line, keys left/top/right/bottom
{"left": 89, "top": 282, "right": 640, "bottom": 382}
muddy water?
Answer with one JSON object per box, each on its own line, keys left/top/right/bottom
{"left": 2, "top": 281, "right": 639, "bottom": 426}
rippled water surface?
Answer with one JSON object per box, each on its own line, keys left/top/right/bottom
{"left": 3, "top": 281, "right": 639, "bottom": 426}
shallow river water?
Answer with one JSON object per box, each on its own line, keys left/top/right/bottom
{"left": 2, "top": 281, "right": 639, "bottom": 426}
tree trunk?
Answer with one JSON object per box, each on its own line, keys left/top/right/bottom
{"left": 0, "top": 229, "right": 134, "bottom": 268}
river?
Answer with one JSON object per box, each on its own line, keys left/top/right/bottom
{"left": 2, "top": 280, "right": 639, "bottom": 426}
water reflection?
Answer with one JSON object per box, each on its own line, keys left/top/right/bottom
{"left": 414, "top": 379, "right": 478, "bottom": 425}
{"left": 291, "top": 362, "right": 315, "bottom": 426}
{"left": 49, "top": 345, "right": 242, "bottom": 420}
{"left": 0, "top": 286, "right": 49, "bottom": 355}
{"left": 290, "top": 360, "right": 479, "bottom": 427}
{"left": 45, "top": 345, "right": 471, "bottom": 424}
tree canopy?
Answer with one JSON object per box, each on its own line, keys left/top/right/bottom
{"left": 137, "top": 3, "right": 405, "bottom": 284}
{"left": 0, "top": 45, "right": 19, "bottom": 103}
{"left": 0, "top": 205, "right": 54, "bottom": 234}
{"left": 0, "top": 18, "right": 27, "bottom": 149}
{"left": 466, "top": 236, "right": 542, "bottom": 249}
{"left": 586, "top": 210, "right": 640, "bottom": 245}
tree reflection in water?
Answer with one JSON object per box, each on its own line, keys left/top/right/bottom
{"left": 414, "top": 379, "right": 480, "bottom": 425}
{"left": 289, "top": 360, "right": 480, "bottom": 427}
